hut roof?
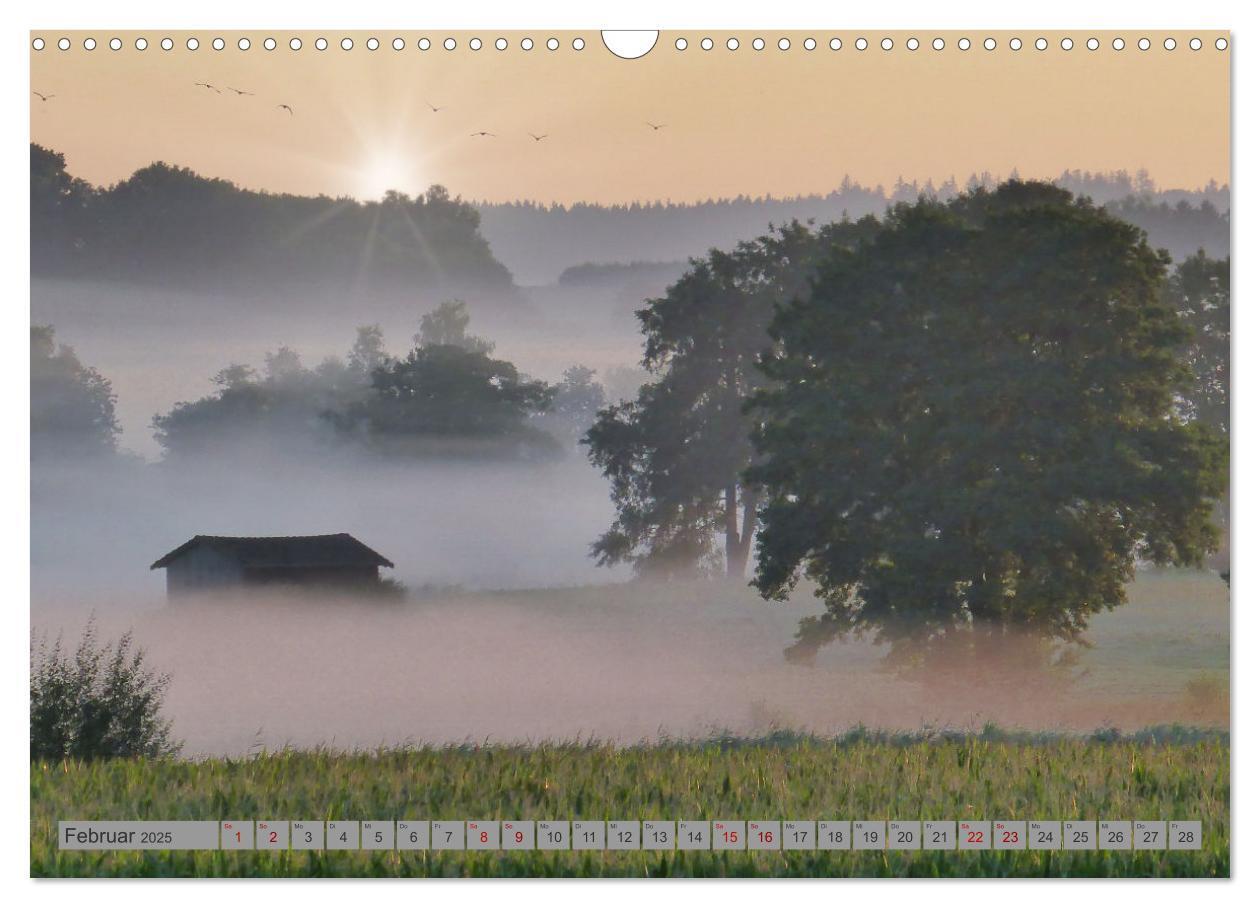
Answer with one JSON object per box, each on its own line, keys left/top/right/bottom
{"left": 150, "top": 534, "right": 394, "bottom": 570}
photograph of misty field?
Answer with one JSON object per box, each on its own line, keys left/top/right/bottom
{"left": 30, "top": 31, "right": 1229, "bottom": 878}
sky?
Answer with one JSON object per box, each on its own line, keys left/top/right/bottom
{"left": 30, "top": 30, "right": 1230, "bottom": 205}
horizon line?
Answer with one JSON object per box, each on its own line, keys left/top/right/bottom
{"left": 34, "top": 143, "right": 1232, "bottom": 211}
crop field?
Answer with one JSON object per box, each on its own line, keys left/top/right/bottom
{"left": 32, "top": 730, "right": 1229, "bottom": 878}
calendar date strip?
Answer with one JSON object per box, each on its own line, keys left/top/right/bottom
{"left": 58, "top": 819, "right": 1204, "bottom": 851}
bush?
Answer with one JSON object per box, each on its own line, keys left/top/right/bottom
{"left": 1183, "top": 673, "right": 1229, "bottom": 725}
{"left": 31, "top": 620, "right": 180, "bottom": 760}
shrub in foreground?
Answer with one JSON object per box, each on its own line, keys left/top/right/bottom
{"left": 31, "top": 620, "right": 180, "bottom": 760}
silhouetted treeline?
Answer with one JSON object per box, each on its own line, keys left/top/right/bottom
{"left": 558, "top": 261, "right": 690, "bottom": 288}
{"left": 479, "top": 170, "right": 1230, "bottom": 284}
{"left": 1104, "top": 196, "right": 1231, "bottom": 272}
{"left": 31, "top": 145, "right": 516, "bottom": 299}
{"left": 551, "top": 260, "right": 691, "bottom": 320}
{"left": 149, "top": 303, "right": 606, "bottom": 463}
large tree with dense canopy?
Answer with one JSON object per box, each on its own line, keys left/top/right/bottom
{"left": 749, "top": 183, "right": 1227, "bottom": 662}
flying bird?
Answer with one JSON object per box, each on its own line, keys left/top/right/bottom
{"left": 194, "top": 82, "right": 222, "bottom": 93}
{"left": 226, "top": 86, "right": 254, "bottom": 96}
{"left": 528, "top": 133, "right": 549, "bottom": 142}
{"left": 425, "top": 101, "right": 445, "bottom": 112}
{"left": 470, "top": 131, "right": 495, "bottom": 137}
{"left": 32, "top": 91, "right": 54, "bottom": 102}
{"left": 277, "top": 104, "right": 294, "bottom": 115}
{"left": 646, "top": 121, "right": 667, "bottom": 131}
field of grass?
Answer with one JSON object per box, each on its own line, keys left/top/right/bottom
{"left": 1080, "top": 569, "right": 1229, "bottom": 699}
{"left": 32, "top": 729, "right": 1229, "bottom": 878}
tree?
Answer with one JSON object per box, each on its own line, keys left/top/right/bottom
{"left": 544, "top": 365, "right": 607, "bottom": 444}
{"left": 354, "top": 343, "right": 556, "bottom": 458}
{"left": 152, "top": 310, "right": 561, "bottom": 461}
{"left": 211, "top": 363, "right": 257, "bottom": 390}
{"left": 336, "top": 302, "right": 556, "bottom": 457}
{"left": 347, "top": 324, "right": 389, "bottom": 376}
{"left": 750, "top": 182, "right": 1228, "bottom": 663}
{"left": 31, "top": 145, "right": 94, "bottom": 272}
{"left": 585, "top": 220, "right": 876, "bottom": 578}
{"left": 1165, "top": 251, "right": 1231, "bottom": 576}
{"left": 1167, "top": 251, "right": 1229, "bottom": 435}
{"left": 414, "top": 300, "right": 495, "bottom": 355}
{"left": 31, "top": 145, "right": 517, "bottom": 295}
{"left": 31, "top": 620, "right": 180, "bottom": 760}
{"left": 263, "top": 345, "right": 304, "bottom": 381}
{"left": 153, "top": 345, "right": 360, "bottom": 458}
{"left": 30, "top": 325, "right": 120, "bottom": 459}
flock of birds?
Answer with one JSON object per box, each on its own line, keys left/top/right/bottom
{"left": 33, "top": 85, "right": 669, "bottom": 140}
{"left": 190, "top": 81, "right": 293, "bottom": 114}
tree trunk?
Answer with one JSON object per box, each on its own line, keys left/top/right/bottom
{"left": 724, "top": 483, "right": 741, "bottom": 578}
{"left": 725, "top": 486, "right": 759, "bottom": 579}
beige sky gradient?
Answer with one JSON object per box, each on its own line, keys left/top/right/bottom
{"left": 30, "top": 31, "right": 1230, "bottom": 205}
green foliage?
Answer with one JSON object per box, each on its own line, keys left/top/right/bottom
{"left": 30, "top": 325, "right": 121, "bottom": 459}
{"left": 152, "top": 344, "right": 364, "bottom": 458}
{"left": 542, "top": 365, "right": 607, "bottom": 444}
{"left": 31, "top": 733, "right": 1227, "bottom": 877}
{"left": 1166, "top": 251, "right": 1229, "bottom": 436}
{"left": 350, "top": 343, "right": 557, "bottom": 458}
{"left": 30, "top": 621, "right": 179, "bottom": 761}
{"left": 585, "top": 221, "right": 876, "bottom": 578}
{"left": 347, "top": 325, "right": 389, "bottom": 377}
{"left": 30, "top": 146, "right": 93, "bottom": 272}
{"left": 348, "top": 300, "right": 555, "bottom": 456}
{"left": 750, "top": 182, "right": 1228, "bottom": 661}
{"left": 415, "top": 300, "right": 496, "bottom": 355}
{"left": 153, "top": 305, "right": 561, "bottom": 460}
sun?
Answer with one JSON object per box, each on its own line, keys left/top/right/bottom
{"left": 356, "top": 151, "right": 417, "bottom": 201}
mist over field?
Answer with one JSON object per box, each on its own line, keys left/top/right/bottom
{"left": 31, "top": 273, "right": 1229, "bottom": 755}
{"left": 30, "top": 154, "right": 1231, "bottom": 760}
{"left": 32, "top": 574, "right": 1227, "bottom": 757}
{"left": 32, "top": 454, "right": 621, "bottom": 601}
{"left": 28, "top": 291, "right": 1229, "bottom": 757}
{"left": 32, "top": 278, "right": 648, "bottom": 460}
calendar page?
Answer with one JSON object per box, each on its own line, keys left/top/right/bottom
{"left": 28, "top": 27, "right": 1230, "bottom": 879}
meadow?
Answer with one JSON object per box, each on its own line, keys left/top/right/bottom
{"left": 32, "top": 729, "right": 1229, "bottom": 877}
